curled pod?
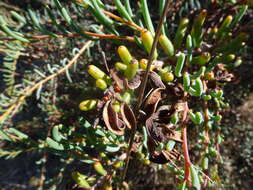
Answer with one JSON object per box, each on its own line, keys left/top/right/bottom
{"left": 103, "top": 100, "right": 125, "bottom": 135}
{"left": 141, "top": 30, "right": 158, "bottom": 59}
{"left": 121, "top": 103, "right": 136, "bottom": 130}
{"left": 158, "top": 34, "right": 174, "bottom": 57}
{"left": 175, "top": 53, "right": 186, "bottom": 77}
{"left": 124, "top": 59, "right": 139, "bottom": 80}
{"left": 87, "top": 65, "right": 106, "bottom": 79}
{"left": 118, "top": 45, "right": 133, "bottom": 65}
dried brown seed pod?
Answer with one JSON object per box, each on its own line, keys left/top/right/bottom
{"left": 103, "top": 100, "right": 125, "bottom": 135}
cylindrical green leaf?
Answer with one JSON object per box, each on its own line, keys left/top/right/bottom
{"left": 96, "top": 79, "right": 107, "bottom": 90}
{"left": 159, "top": 34, "right": 174, "bottom": 57}
{"left": 124, "top": 59, "right": 139, "bottom": 80}
{"left": 175, "top": 53, "right": 186, "bottom": 77}
{"left": 118, "top": 45, "right": 133, "bottom": 65}
{"left": 87, "top": 65, "right": 106, "bottom": 79}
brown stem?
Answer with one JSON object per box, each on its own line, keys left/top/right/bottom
{"left": 103, "top": 11, "right": 143, "bottom": 32}
{"left": 181, "top": 101, "right": 191, "bottom": 185}
{"left": 120, "top": 0, "right": 171, "bottom": 182}
{"left": 0, "top": 32, "right": 135, "bottom": 42}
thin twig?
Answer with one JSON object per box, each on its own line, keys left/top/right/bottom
{"left": 0, "top": 40, "right": 93, "bottom": 125}
{"left": 121, "top": 0, "right": 171, "bottom": 182}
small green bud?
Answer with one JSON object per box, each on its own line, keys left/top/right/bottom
{"left": 161, "top": 72, "right": 174, "bottom": 82}
{"left": 118, "top": 45, "right": 132, "bottom": 64}
{"left": 96, "top": 79, "right": 107, "bottom": 90}
{"left": 115, "top": 62, "right": 127, "bottom": 71}
{"left": 79, "top": 99, "right": 98, "bottom": 111}
{"left": 141, "top": 30, "right": 158, "bottom": 59}
{"left": 139, "top": 58, "right": 155, "bottom": 71}
{"left": 87, "top": 65, "right": 106, "bottom": 79}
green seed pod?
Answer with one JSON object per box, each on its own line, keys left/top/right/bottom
{"left": 183, "top": 72, "right": 191, "bottom": 91}
{"left": 158, "top": 34, "right": 174, "bottom": 57}
{"left": 72, "top": 172, "right": 90, "bottom": 188}
{"left": 96, "top": 79, "right": 107, "bottom": 90}
{"left": 93, "top": 161, "right": 107, "bottom": 175}
{"left": 161, "top": 72, "right": 174, "bottom": 82}
{"left": 202, "top": 157, "right": 209, "bottom": 170}
{"left": 190, "top": 165, "right": 201, "bottom": 190}
{"left": 115, "top": 62, "right": 127, "bottom": 71}
{"left": 175, "top": 53, "right": 186, "bottom": 77}
{"left": 124, "top": 59, "right": 139, "bottom": 80}
{"left": 191, "top": 9, "right": 207, "bottom": 47}
{"left": 87, "top": 65, "right": 106, "bottom": 80}
{"left": 141, "top": 30, "right": 158, "bottom": 59}
{"left": 174, "top": 18, "right": 189, "bottom": 49}
{"left": 216, "top": 15, "right": 233, "bottom": 40}
{"left": 118, "top": 45, "right": 133, "bottom": 65}
{"left": 79, "top": 99, "right": 98, "bottom": 111}
{"left": 191, "top": 52, "right": 211, "bottom": 65}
